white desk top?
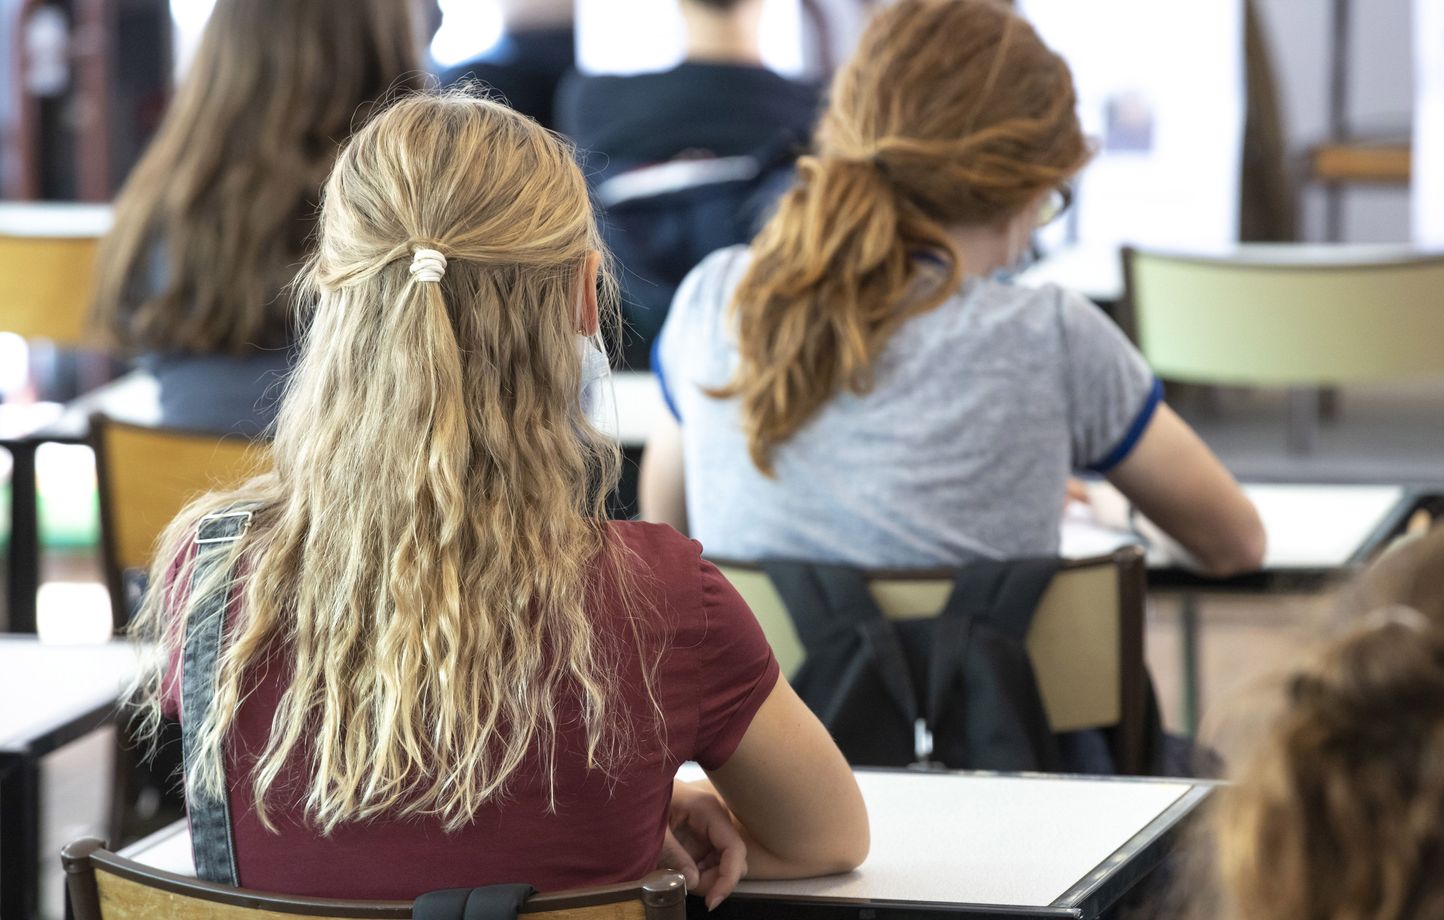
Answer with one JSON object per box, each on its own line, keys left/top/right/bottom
{"left": 0, "top": 202, "right": 113, "bottom": 238}
{"left": 121, "top": 770, "right": 1205, "bottom": 910}
{"left": 1060, "top": 481, "right": 1409, "bottom": 573}
{"left": 0, "top": 637, "right": 137, "bottom": 751}
{"left": 737, "top": 771, "right": 1197, "bottom": 908}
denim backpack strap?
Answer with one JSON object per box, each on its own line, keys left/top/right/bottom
{"left": 180, "top": 505, "right": 256, "bottom": 886}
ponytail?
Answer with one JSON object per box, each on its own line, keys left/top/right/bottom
{"left": 714, "top": 0, "right": 1088, "bottom": 473}
{"left": 716, "top": 153, "right": 959, "bottom": 474}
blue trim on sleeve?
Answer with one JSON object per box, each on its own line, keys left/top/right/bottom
{"left": 651, "top": 336, "right": 682, "bottom": 423}
{"left": 1087, "top": 377, "right": 1164, "bottom": 473}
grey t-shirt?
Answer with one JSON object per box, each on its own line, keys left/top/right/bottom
{"left": 654, "top": 246, "right": 1161, "bottom": 568}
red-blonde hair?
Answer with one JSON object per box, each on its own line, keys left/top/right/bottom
{"left": 717, "top": 0, "right": 1088, "bottom": 473}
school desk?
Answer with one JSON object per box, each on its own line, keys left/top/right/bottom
{"left": 0, "top": 636, "right": 137, "bottom": 920}
{"left": 1063, "top": 479, "right": 1430, "bottom": 732}
{"left": 120, "top": 769, "right": 1213, "bottom": 920}
{"left": 1060, "top": 481, "right": 1423, "bottom": 587}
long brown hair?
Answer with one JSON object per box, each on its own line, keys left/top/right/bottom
{"left": 92, "top": 0, "right": 422, "bottom": 354}
{"left": 719, "top": 0, "right": 1088, "bottom": 473}
{"left": 130, "top": 93, "right": 641, "bottom": 833}
{"left": 1213, "top": 614, "right": 1444, "bottom": 919}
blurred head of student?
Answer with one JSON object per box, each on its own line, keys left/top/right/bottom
{"left": 1211, "top": 607, "right": 1444, "bottom": 920}
{"left": 725, "top": 0, "right": 1088, "bottom": 472}
{"left": 93, "top": 0, "right": 424, "bottom": 356}
{"left": 134, "top": 92, "right": 624, "bottom": 832}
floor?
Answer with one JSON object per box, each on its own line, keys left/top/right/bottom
{"left": 12, "top": 376, "right": 1444, "bottom": 919}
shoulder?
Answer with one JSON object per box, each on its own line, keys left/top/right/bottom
{"left": 603, "top": 521, "right": 720, "bottom": 639}
{"left": 666, "top": 246, "right": 751, "bottom": 340}
{"left": 607, "top": 519, "right": 705, "bottom": 569}
{"left": 675, "top": 246, "right": 752, "bottom": 313}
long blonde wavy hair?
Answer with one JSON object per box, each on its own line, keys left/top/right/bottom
{"left": 717, "top": 0, "right": 1089, "bottom": 474}
{"left": 92, "top": 0, "right": 422, "bottom": 354}
{"left": 131, "top": 93, "right": 639, "bottom": 833}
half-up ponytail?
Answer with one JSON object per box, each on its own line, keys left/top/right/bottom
{"left": 718, "top": 0, "right": 1088, "bottom": 473}
{"left": 131, "top": 93, "right": 641, "bottom": 834}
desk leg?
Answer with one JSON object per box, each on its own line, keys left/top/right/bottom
{"left": 1181, "top": 594, "right": 1202, "bottom": 737}
{"left": 5, "top": 443, "right": 40, "bottom": 634}
{"left": 0, "top": 754, "right": 41, "bottom": 920}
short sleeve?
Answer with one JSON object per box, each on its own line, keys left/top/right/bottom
{"left": 654, "top": 247, "right": 748, "bottom": 424}
{"left": 691, "top": 557, "right": 781, "bottom": 771}
{"left": 1058, "top": 290, "right": 1163, "bottom": 472}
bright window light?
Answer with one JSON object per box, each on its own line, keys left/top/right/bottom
{"left": 577, "top": 0, "right": 803, "bottom": 77}
{"left": 169, "top": 0, "right": 218, "bottom": 78}
{"left": 432, "top": 0, "right": 505, "bottom": 69}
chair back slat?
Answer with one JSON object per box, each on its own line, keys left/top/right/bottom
{"left": 64, "top": 839, "right": 686, "bottom": 920}
{"left": 91, "top": 416, "right": 269, "bottom": 628}
{"left": 714, "top": 549, "right": 1145, "bottom": 739}
{"left": 0, "top": 234, "right": 99, "bottom": 345}
{"left": 1124, "top": 247, "right": 1444, "bottom": 386}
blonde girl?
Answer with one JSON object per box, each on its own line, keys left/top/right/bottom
{"left": 132, "top": 93, "right": 866, "bottom": 902}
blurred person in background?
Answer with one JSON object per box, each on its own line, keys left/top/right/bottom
{"left": 443, "top": 0, "right": 575, "bottom": 130}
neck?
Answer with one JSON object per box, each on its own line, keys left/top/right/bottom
{"left": 683, "top": 6, "right": 764, "bottom": 65}
{"left": 500, "top": 0, "right": 571, "bottom": 31}
{"left": 947, "top": 223, "right": 1019, "bottom": 279}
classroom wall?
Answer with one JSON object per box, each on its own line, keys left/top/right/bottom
{"left": 1255, "top": 0, "right": 1414, "bottom": 242}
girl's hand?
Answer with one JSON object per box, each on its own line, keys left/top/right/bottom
{"left": 659, "top": 781, "right": 748, "bottom": 910}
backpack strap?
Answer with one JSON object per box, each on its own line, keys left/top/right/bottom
{"left": 180, "top": 505, "right": 256, "bottom": 886}
{"left": 928, "top": 558, "right": 1062, "bottom": 768}
{"left": 761, "top": 561, "right": 926, "bottom": 760}
{"left": 413, "top": 884, "right": 537, "bottom": 920}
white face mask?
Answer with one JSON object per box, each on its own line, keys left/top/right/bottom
{"left": 578, "top": 332, "right": 611, "bottom": 418}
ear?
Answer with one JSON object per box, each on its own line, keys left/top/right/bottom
{"left": 575, "top": 251, "right": 601, "bottom": 336}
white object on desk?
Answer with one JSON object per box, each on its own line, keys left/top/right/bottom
{"left": 0, "top": 202, "right": 114, "bottom": 238}
{"left": 122, "top": 770, "right": 1202, "bottom": 912}
{"left": 1019, "top": 243, "right": 1125, "bottom": 305}
{"left": 1060, "top": 481, "right": 1409, "bottom": 572}
{"left": 0, "top": 637, "right": 137, "bottom": 750}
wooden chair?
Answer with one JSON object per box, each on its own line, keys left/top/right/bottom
{"left": 91, "top": 414, "right": 269, "bottom": 630}
{"left": 62, "top": 838, "right": 687, "bottom": 920}
{"left": 713, "top": 548, "right": 1149, "bottom": 773}
{"left": 1121, "top": 246, "right": 1444, "bottom": 451}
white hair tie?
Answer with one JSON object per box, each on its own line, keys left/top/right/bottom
{"left": 409, "top": 248, "right": 447, "bottom": 284}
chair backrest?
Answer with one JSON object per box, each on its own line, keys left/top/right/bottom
{"left": 0, "top": 233, "right": 100, "bottom": 345}
{"left": 1122, "top": 246, "right": 1444, "bottom": 386}
{"left": 713, "top": 548, "right": 1148, "bottom": 771}
{"left": 62, "top": 838, "right": 687, "bottom": 920}
{"left": 91, "top": 415, "right": 270, "bottom": 629}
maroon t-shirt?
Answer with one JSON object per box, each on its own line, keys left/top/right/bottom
{"left": 162, "top": 521, "right": 779, "bottom": 899}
